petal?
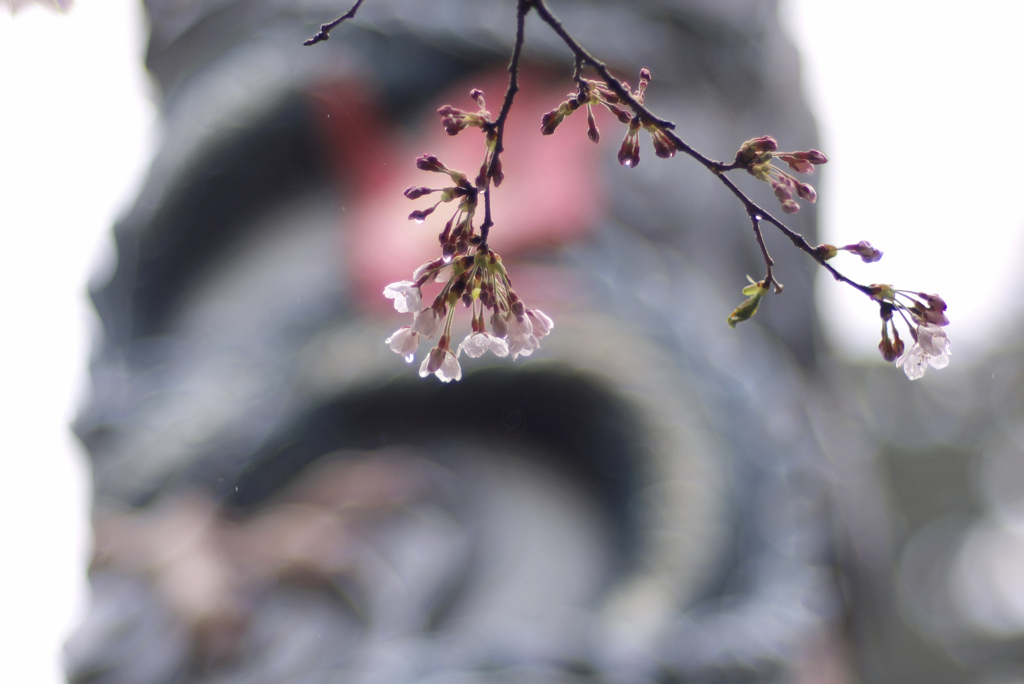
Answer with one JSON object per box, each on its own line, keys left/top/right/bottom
{"left": 438, "top": 351, "right": 462, "bottom": 382}
{"left": 418, "top": 355, "right": 433, "bottom": 378}
{"left": 510, "top": 334, "right": 539, "bottom": 361}
{"left": 526, "top": 309, "right": 554, "bottom": 338}
{"left": 458, "top": 333, "right": 487, "bottom": 358}
{"left": 901, "top": 348, "right": 928, "bottom": 380}
{"left": 385, "top": 326, "right": 419, "bottom": 360}
{"left": 383, "top": 281, "right": 421, "bottom": 313}
{"left": 486, "top": 335, "right": 509, "bottom": 358}
{"left": 419, "top": 347, "right": 445, "bottom": 377}
{"left": 412, "top": 308, "right": 441, "bottom": 339}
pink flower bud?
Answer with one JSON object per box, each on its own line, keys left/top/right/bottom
{"left": 408, "top": 207, "right": 436, "bottom": 222}
{"left": 805, "top": 150, "right": 828, "bottom": 164}
{"left": 773, "top": 181, "right": 793, "bottom": 202}
{"left": 416, "top": 155, "right": 445, "bottom": 172}
{"left": 490, "top": 155, "right": 504, "bottom": 187}
{"left": 785, "top": 158, "right": 815, "bottom": 174}
{"left": 650, "top": 129, "right": 677, "bottom": 159}
{"left": 618, "top": 134, "right": 640, "bottom": 168}
{"left": 404, "top": 186, "right": 434, "bottom": 200}
{"left": 920, "top": 308, "right": 950, "bottom": 326}
{"left": 747, "top": 136, "right": 779, "bottom": 153}
{"left": 607, "top": 104, "right": 632, "bottom": 124}
{"left": 797, "top": 183, "right": 816, "bottom": 202}
{"left": 878, "top": 335, "right": 897, "bottom": 362}
{"left": 781, "top": 199, "right": 800, "bottom": 214}
{"left": 921, "top": 293, "right": 947, "bottom": 312}
{"left": 470, "top": 88, "right": 486, "bottom": 108}
{"left": 587, "top": 108, "right": 600, "bottom": 143}
{"left": 541, "top": 108, "right": 564, "bottom": 135}
{"left": 843, "top": 240, "right": 883, "bottom": 263}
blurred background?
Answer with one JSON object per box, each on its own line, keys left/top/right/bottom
{"left": 1, "top": 0, "right": 1023, "bottom": 682}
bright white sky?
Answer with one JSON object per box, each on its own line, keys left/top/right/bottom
{"left": 1, "top": 1, "right": 1022, "bottom": 682}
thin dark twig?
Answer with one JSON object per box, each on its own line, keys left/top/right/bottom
{"left": 531, "top": 0, "right": 875, "bottom": 299}
{"left": 749, "top": 214, "right": 775, "bottom": 291}
{"left": 715, "top": 174, "right": 873, "bottom": 296}
{"left": 304, "top": 0, "right": 365, "bottom": 46}
{"left": 572, "top": 54, "right": 585, "bottom": 90}
{"left": 479, "top": 0, "right": 531, "bottom": 249}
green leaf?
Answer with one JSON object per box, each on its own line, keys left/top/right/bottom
{"left": 727, "top": 279, "right": 768, "bottom": 328}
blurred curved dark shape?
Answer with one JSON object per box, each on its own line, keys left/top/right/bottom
{"left": 66, "top": 2, "right": 860, "bottom": 683}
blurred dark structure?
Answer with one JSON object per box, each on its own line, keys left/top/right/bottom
{"left": 65, "top": 1, "right": 861, "bottom": 683}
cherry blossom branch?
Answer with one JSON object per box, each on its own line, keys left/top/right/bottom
{"left": 303, "top": 0, "right": 365, "bottom": 46}
{"left": 310, "top": 0, "right": 951, "bottom": 380}
{"left": 714, "top": 173, "right": 873, "bottom": 297}
{"left": 529, "top": 0, "right": 875, "bottom": 298}
{"left": 478, "top": 0, "right": 529, "bottom": 249}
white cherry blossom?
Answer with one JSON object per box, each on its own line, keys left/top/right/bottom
{"left": 419, "top": 347, "right": 462, "bottom": 382}
{"left": 383, "top": 281, "right": 422, "bottom": 314}
{"left": 896, "top": 324, "right": 951, "bottom": 380}
{"left": 526, "top": 309, "right": 554, "bottom": 339}
{"left": 411, "top": 307, "right": 442, "bottom": 339}
{"left": 507, "top": 315, "right": 539, "bottom": 360}
{"left": 385, "top": 326, "right": 419, "bottom": 363}
{"left": 457, "top": 331, "right": 509, "bottom": 359}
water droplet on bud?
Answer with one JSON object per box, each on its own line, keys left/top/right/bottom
{"left": 414, "top": 218, "right": 425, "bottom": 225}
{"left": 623, "top": 160, "right": 632, "bottom": 167}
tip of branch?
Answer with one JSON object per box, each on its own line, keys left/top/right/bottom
{"left": 303, "top": 31, "right": 329, "bottom": 46}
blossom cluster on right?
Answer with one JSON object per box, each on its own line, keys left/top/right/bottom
{"left": 872, "top": 286, "right": 951, "bottom": 380}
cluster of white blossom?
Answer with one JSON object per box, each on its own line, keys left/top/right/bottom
{"left": 875, "top": 287, "right": 951, "bottom": 380}
{"left": 384, "top": 265, "right": 553, "bottom": 382}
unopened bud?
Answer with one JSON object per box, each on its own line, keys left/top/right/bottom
{"left": 650, "top": 129, "right": 677, "bottom": 159}
{"left": 892, "top": 329, "right": 905, "bottom": 357}
{"left": 843, "top": 240, "right": 883, "bottom": 263}
{"left": 815, "top": 244, "right": 839, "bottom": 260}
{"left": 640, "top": 68, "right": 652, "bottom": 82}
{"left": 416, "top": 155, "right": 444, "bottom": 172}
{"left": 805, "top": 149, "right": 828, "bottom": 164}
{"left": 921, "top": 293, "right": 947, "bottom": 312}
{"left": 796, "top": 182, "right": 817, "bottom": 202}
{"left": 470, "top": 88, "right": 485, "bottom": 108}
{"left": 773, "top": 182, "right": 793, "bottom": 202}
{"left": 782, "top": 157, "right": 815, "bottom": 174}
{"left": 746, "top": 136, "right": 779, "bottom": 154}
{"left": 404, "top": 186, "right": 434, "bottom": 199}
{"left": 491, "top": 156, "right": 504, "bottom": 187}
{"left": 618, "top": 134, "right": 640, "bottom": 168}
{"left": 879, "top": 334, "right": 897, "bottom": 362}
{"left": 409, "top": 207, "right": 436, "bottom": 222}
{"left": 911, "top": 302, "right": 949, "bottom": 326}
{"left": 587, "top": 108, "right": 600, "bottom": 143}
{"left": 607, "top": 104, "right": 632, "bottom": 124}
{"left": 781, "top": 199, "right": 800, "bottom": 214}
{"left": 541, "top": 107, "right": 565, "bottom": 135}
